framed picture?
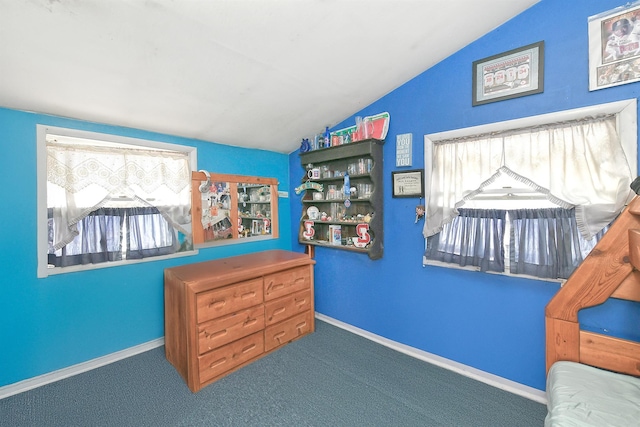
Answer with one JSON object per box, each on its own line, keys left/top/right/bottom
{"left": 391, "top": 169, "right": 424, "bottom": 198}
{"left": 472, "top": 41, "right": 544, "bottom": 106}
{"left": 588, "top": 2, "right": 640, "bottom": 91}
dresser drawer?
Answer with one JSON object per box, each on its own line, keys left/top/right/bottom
{"left": 264, "top": 266, "right": 310, "bottom": 301}
{"left": 264, "top": 310, "right": 312, "bottom": 352}
{"left": 196, "top": 278, "right": 264, "bottom": 323}
{"left": 198, "top": 332, "right": 264, "bottom": 384}
{"left": 198, "top": 306, "right": 265, "bottom": 355}
{"left": 264, "top": 289, "right": 311, "bottom": 326}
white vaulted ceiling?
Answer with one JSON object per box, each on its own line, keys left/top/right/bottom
{"left": 0, "top": 0, "right": 539, "bottom": 153}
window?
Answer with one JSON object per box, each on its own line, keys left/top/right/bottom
{"left": 37, "top": 126, "right": 197, "bottom": 277}
{"left": 423, "top": 100, "right": 637, "bottom": 281}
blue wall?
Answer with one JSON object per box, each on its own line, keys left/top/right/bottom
{"left": 0, "top": 108, "right": 292, "bottom": 387}
{"left": 290, "top": 0, "right": 640, "bottom": 391}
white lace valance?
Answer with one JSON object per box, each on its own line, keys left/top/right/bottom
{"left": 47, "top": 143, "right": 192, "bottom": 249}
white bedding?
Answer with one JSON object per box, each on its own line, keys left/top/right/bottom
{"left": 545, "top": 361, "right": 640, "bottom": 427}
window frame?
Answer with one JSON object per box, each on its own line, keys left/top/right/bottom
{"left": 36, "top": 125, "right": 198, "bottom": 278}
{"left": 423, "top": 99, "right": 637, "bottom": 282}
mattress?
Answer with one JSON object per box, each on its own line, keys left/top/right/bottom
{"left": 545, "top": 361, "right": 640, "bottom": 427}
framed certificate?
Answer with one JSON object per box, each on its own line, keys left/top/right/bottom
{"left": 391, "top": 169, "right": 424, "bottom": 198}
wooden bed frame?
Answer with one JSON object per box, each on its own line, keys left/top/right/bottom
{"left": 545, "top": 196, "right": 640, "bottom": 376}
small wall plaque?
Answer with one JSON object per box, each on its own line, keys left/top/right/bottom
{"left": 396, "top": 133, "right": 413, "bottom": 167}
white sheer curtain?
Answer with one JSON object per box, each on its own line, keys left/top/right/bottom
{"left": 47, "top": 143, "right": 192, "bottom": 250}
{"left": 424, "top": 116, "right": 633, "bottom": 240}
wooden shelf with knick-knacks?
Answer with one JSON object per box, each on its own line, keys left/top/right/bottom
{"left": 298, "top": 138, "right": 384, "bottom": 259}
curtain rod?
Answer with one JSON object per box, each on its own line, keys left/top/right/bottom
{"left": 435, "top": 113, "right": 616, "bottom": 144}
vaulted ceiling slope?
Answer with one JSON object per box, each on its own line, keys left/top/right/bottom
{"left": 0, "top": 0, "right": 539, "bottom": 153}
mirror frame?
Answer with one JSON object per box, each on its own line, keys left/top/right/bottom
{"left": 191, "top": 171, "right": 279, "bottom": 246}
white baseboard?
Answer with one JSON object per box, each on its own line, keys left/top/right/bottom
{"left": 0, "top": 338, "right": 164, "bottom": 400}
{"left": 315, "top": 313, "right": 547, "bottom": 405}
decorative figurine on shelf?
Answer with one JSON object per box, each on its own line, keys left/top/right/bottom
{"left": 343, "top": 171, "right": 351, "bottom": 208}
{"left": 415, "top": 204, "right": 425, "bottom": 223}
{"left": 300, "top": 138, "right": 311, "bottom": 153}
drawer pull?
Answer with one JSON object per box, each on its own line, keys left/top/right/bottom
{"left": 296, "top": 321, "right": 307, "bottom": 331}
{"left": 242, "top": 343, "right": 256, "bottom": 354}
{"left": 267, "top": 283, "right": 285, "bottom": 293}
{"left": 209, "top": 329, "right": 227, "bottom": 340}
{"left": 207, "top": 329, "right": 227, "bottom": 340}
{"left": 274, "top": 331, "right": 286, "bottom": 343}
{"left": 210, "top": 357, "right": 227, "bottom": 369}
{"left": 243, "top": 318, "right": 258, "bottom": 327}
{"left": 272, "top": 307, "right": 286, "bottom": 317}
{"left": 241, "top": 291, "right": 256, "bottom": 300}
{"left": 295, "top": 298, "right": 306, "bottom": 306}
{"left": 209, "top": 299, "right": 226, "bottom": 309}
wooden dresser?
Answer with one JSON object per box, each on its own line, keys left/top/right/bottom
{"left": 164, "top": 250, "right": 315, "bottom": 392}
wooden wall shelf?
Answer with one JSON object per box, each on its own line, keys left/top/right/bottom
{"left": 298, "top": 139, "right": 384, "bottom": 260}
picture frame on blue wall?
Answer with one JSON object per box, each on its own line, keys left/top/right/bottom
{"left": 391, "top": 169, "right": 424, "bottom": 198}
{"left": 472, "top": 41, "right": 544, "bottom": 106}
{"left": 588, "top": 2, "right": 640, "bottom": 91}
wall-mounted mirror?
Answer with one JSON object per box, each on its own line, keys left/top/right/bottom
{"left": 191, "top": 171, "right": 279, "bottom": 246}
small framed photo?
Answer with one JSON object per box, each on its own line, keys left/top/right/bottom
{"left": 391, "top": 169, "right": 424, "bottom": 198}
{"left": 472, "top": 41, "right": 544, "bottom": 106}
{"left": 588, "top": 2, "right": 640, "bottom": 90}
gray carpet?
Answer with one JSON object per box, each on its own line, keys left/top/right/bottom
{"left": 0, "top": 320, "right": 547, "bottom": 426}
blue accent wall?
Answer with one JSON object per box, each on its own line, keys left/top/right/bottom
{"left": 290, "top": 0, "right": 640, "bottom": 391}
{"left": 0, "top": 109, "right": 292, "bottom": 387}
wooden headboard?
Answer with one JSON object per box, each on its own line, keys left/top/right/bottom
{"left": 545, "top": 197, "right": 640, "bottom": 376}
